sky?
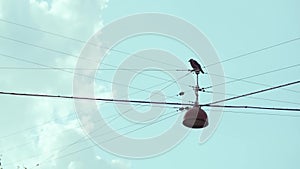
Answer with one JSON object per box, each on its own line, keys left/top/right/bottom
{"left": 0, "top": 0, "right": 300, "bottom": 169}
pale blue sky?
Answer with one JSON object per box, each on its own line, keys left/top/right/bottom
{"left": 0, "top": 0, "right": 299, "bottom": 169}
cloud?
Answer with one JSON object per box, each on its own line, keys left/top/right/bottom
{"left": 0, "top": 1, "right": 130, "bottom": 169}
{"left": 67, "top": 158, "right": 131, "bottom": 169}
{"left": 28, "top": 0, "right": 108, "bottom": 38}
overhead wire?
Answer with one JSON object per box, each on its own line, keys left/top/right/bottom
{"left": 0, "top": 19, "right": 179, "bottom": 68}
{"left": 1, "top": 81, "right": 300, "bottom": 167}
{"left": 0, "top": 58, "right": 191, "bottom": 155}
{"left": 41, "top": 110, "right": 181, "bottom": 166}
{"left": 1, "top": 80, "right": 300, "bottom": 111}
{"left": 2, "top": 43, "right": 298, "bottom": 111}
{"left": 180, "top": 63, "right": 300, "bottom": 104}
{"left": 203, "top": 90, "right": 300, "bottom": 106}
{"left": 0, "top": 52, "right": 190, "bottom": 103}
{"left": 204, "top": 63, "right": 300, "bottom": 93}
{"left": 1, "top": 17, "right": 300, "bottom": 89}
{"left": 0, "top": 34, "right": 191, "bottom": 86}
{"left": 1, "top": 79, "right": 300, "bottom": 161}
{"left": 35, "top": 72, "right": 191, "bottom": 164}
{"left": 1, "top": 18, "right": 300, "bottom": 95}
{"left": 1, "top": 110, "right": 180, "bottom": 168}
{"left": 0, "top": 61, "right": 188, "bottom": 142}
{"left": 2, "top": 18, "right": 300, "bottom": 70}
{"left": 0, "top": 91, "right": 192, "bottom": 106}
{"left": 0, "top": 71, "right": 187, "bottom": 142}
{"left": 204, "top": 37, "right": 300, "bottom": 68}
{"left": 2, "top": 79, "right": 299, "bottom": 156}
{"left": 205, "top": 105, "right": 300, "bottom": 112}
{"left": 0, "top": 72, "right": 191, "bottom": 165}
{"left": 0, "top": 67, "right": 189, "bottom": 71}
{"left": 2, "top": 17, "right": 299, "bottom": 70}
{"left": 1, "top": 22, "right": 300, "bottom": 102}
{"left": 222, "top": 110, "right": 300, "bottom": 118}
{"left": 0, "top": 112, "right": 77, "bottom": 140}
{"left": 0, "top": 102, "right": 175, "bottom": 154}
{"left": 204, "top": 80, "right": 300, "bottom": 105}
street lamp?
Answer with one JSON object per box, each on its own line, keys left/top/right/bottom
{"left": 183, "top": 68, "right": 208, "bottom": 128}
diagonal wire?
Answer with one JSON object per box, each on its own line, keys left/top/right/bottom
{"left": 203, "top": 90, "right": 300, "bottom": 106}
{"left": 222, "top": 110, "right": 300, "bottom": 118}
{"left": 203, "top": 63, "right": 300, "bottom": 93}
{"left": 31, "top": 72, "right": 191, "bottom": 164}
{"left": 204, "top": 80, "right": 300, "bottom": 105}
{"left": 204, "top": 37, "right": 300, "bottom": 68}
{"left": 204, "top": 105, "right": 300, "bottom": 112}
{"left": 0, "top": 34, "right": 190, "bottom": 85}
{"left": 1, "top": 110, "right": 180, "bottom": 168}
{"left": 0, "top": 52, "right": 190, "bottom": 103}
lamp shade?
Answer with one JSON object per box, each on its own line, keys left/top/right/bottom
{"left": 183, "top": 107, "right": 208, "bottom": 128}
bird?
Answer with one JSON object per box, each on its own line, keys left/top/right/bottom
{"left": 188, "top": 59, "right": 204, "bottom": 74}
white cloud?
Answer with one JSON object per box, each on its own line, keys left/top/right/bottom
{"left": 28, "top": 0, "right": 108, "bottom": 38}
{"left": 95, "top": 83, "right": 113, "bottom": 99}
{"left": 0, "top": 1, "right": 131, "bottom": 169}
{"left": 110, "top": 159, "right": 131, "bottom": 169}
{"left": 67, "top": 157, "right": 131, "bottom": 169}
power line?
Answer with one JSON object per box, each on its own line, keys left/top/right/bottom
{"left": 0, "top": 53, "right": 195, "bottom": 107}
{"left": 2, "top": 79, "right": 299, "bottom": 159}
{"left": 1, "top": 23, "right": 299, "bottom": 96}
{"left": 205, "top": 105, "right": 300, "bottom": 112}
{"left": 0, "top": 67, "right": 189, "bottom": 72}
{"left": 1, "top": 18, "right": 300, "bottom": 73}
{"left": 0, "top": 74, "right": 188, "bottom": 153}
{"left": 37, "top": 73, "right": 191, "bottom": 163}
{"left": 2, "top": 49, "right": 298, "bottom": 105}
{"left": 204, "top": 37, "right": 300, "bottom": 68}
{"left": 0, "top": 50, "right": 193, "bottom": 103}
{"left": 2, "top": 35, "right": 298, "bottom": 99}
{"left": 2, "top": 110, "right": 180, "bottom": 168}
{"left": 203, "top": 90, "right": 300, "bottom": 106}
{"left": 9, "top": 103, "right": 300, "bottom": 168}
{"left": 0, "top": 112, "right": 76, "bottom": 140}
{"left": 0, "top": 91, "right": 192, "bottom": 106}
{"left": 205, "top": 80, "right": 300, "bottom": 105}
{"left": 165, "top": 63, "right": 300, "bottom": 103}
{"left": 0, "top": 52, "right": 189, "bottom": 103}
{"left": 0, "top": 60, "right": 191, "bottom": 154}
{"left": 35, "top": 106, "right": 300, "bottom": 167}
{"left": 0, "top": 102, "right": 177, "bottom": 155}
{"left": 0, "top": 78, "right": 298, "bottom": 146}
{"left": 0, "top": 18, "right": 180, "bottom": 68}
{"left": 1, "top": 79, "right": 300, "bottom": 111}
{"left": 177, "top": 63, "right": 300, "bottom": 98}
{"left": 0, "top": 34, "right": 187, "bottom": 84}
{"left": 204, "top": 63, "right": 300, "bottom": 93}
{"left": 223, "top": 110, "right": 300, "bottom": 118}
{"left": 0, "top": 33, "right": 178, "bottom": 69}
{"left": 43, "top": 111, "right": 181, "bottom": 165}
{"left": 0, "top": 65, "right": 190, "bottom": 151}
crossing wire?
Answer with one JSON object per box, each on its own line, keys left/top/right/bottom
{"left": 204, "top": 37, "right": 300, "bottom": 68}
{"left": 1, "top": 25, "right": 300, "bottom": 97}
{"left": 0, "top": 52, "right": 190, "bottom": 103}
{"left": 204, "top": 80, "right": 300, "bottom": 105}
{"left": 1, "top": 79, "right": 300, "bottom": 111}
{"left": 1, "top": 18, "right": 299, "bottom": 70}
{"left": 204, "top": 63, "right": 300, "bottom": 93}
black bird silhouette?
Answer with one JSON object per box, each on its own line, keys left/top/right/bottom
{"left": 189, "top": 59, "right": 204, "bottom": 74}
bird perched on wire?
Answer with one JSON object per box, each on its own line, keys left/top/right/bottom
{"left": 188, "top": 59, "right": 204, "bottom": 74}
